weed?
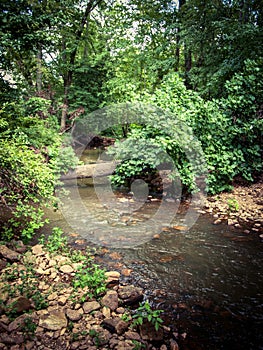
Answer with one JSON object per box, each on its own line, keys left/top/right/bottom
{"left": 39, "top": 227, "right": 68, "bottom": 254}
{"left": 227, "top": 198, "right": 239, "bottom": 212}
{"left": 21, "top": 317, "right": 37, "bottom": 339}
{"left": 89, "top": 329, "right": 102, "bottom": 347}
{"left": 132, "top": 300, "right": 163, "bottom": 331}
{"left": 72, "top": 264, "right": 106, "bottom": 299}
{"left": 132, "top": 340, "right": 146, "bottom": 350}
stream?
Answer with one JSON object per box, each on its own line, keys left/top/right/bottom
{"left": 43, "top": 149, "right": 263, "bottom": 350}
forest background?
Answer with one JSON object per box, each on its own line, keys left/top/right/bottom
{"left": 0, "top": 0, "right": 262, "bottom": 242}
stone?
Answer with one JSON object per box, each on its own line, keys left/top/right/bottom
{"left": 31, "top": 245, "right": 44, "bottom": 255}
{"left": 10, "top": 345, "right": 21, "bottom": 350}
{"left": 0, "top": 260, "right": 7, "bottom": 271}
{"left": 8, "top": 296, "right": 31, "bottom": 313}
{"left": 59, "top": 265, "right": 74, "bottom": 273}
{"left": 39, "top": 310, "right": 67, "bottom": 330}
{"left": 58, "top": 296, "right": 68, "bottom": 306}
{"left": 124, "top": 331, "right": 141, "bottom": 341}
{"left": 160, "top": 345, "right": 168, "bottom": 350}
{"left": 118, "top": 285, "right": 143, "bottom": 306}
{"left": 0, "top": 245, "right": 20, "bottom": 262}
{"left": 101, "top": 290, "right": 119, "bottom": 311}
{"left": 82, "top": 301, "right": 100, "bottom": 314}
{"left": 90, "top": 325, "right": 111, "bottom": 346}
{"left": 170, "top": 339, "right": 179, "bottom": 350}
{"left": 102, "top": 317, "right": 129, "bottom": 335}
{"left": 0, "top": 282, "right": 9, "bottom": 302}
{"left": 25, "top": 341, "right": 35, "bottom": 350}
{"left": 102, "top": 306, "right": 111, "bottom": 318}
{"left": 115, "top": 340, "right": 134, "bottom": 350}
{"left": 0, "top": 333, "right": 24, "bottom": 345}
{"left": 139, "top": 321, "right": 163, "bottom": 341}
{"left": 116, "top": 307, "right": 125, "bottom": 314}
{"left": 213, "top": 219, "right": 222, "bottom": 225}
{"left": 105, "top": 271, "right": 120, "bottom": 286}
{"left": 66, "top": 309, "right": 83, "bottom": 322}
{"left": 8, "top": 314, "right": 28, "bottom": 332}
{"left": 47, "top": 292, "right": 58, "bottom": 301}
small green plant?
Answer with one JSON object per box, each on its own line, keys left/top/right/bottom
{"left": 89, "top": 329, "right": 102, "bottom": 347}
{"left": 0, "top": 261, "right": 48, "bottom": 318}
{"left": 227, "top": 198, "right": 239, "bottom": 212}
{"left": 72, "top": 264, "right": 106, "bottom": 299}
{"left": 21, "top": 317, "right": 37, "bottom": 339}
{"left": 132, "top": 340, "right": 146, "bottom": 350}
{"left": 121, "top": 312, "right": 132, "bottom": 322}
{"left": 132, "top": 300, "right": 164, "bottom": 331}
{"left": 39, "top": 227, "right": 68, "bottom": 253}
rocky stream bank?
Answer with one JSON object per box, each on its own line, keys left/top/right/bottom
{"left": 0, "top": 243, "right": 178, "bottom": 350}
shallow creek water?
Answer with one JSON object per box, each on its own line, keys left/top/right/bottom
{"left": 43, "top": 149, "right": 263, "bottom": 350}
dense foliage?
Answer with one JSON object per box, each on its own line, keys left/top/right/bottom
{"left": 0, "top": 0, "right": 262, "bottom": 239}
{"left": 0, "top": 97, "right": 78, "bottom": 241}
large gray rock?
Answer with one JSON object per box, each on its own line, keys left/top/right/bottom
{"left": 101, "top": 290, "right": 118, "bottom": 311}
{"left": 0, "top": 246, "right": 20, "bottom": 262}
{"left": 82, "top": 301, "right": 100, "bottom": 314}
{"left": 118, "top": 285, "right": 143, "bottom": 306}
{"left": 8, "top": 297, "right": 31, "bottom": 314}
{"left": 102, "top": 317, "right": 129, "bottom": 335}
{"left": 39, "top": 310, "right": 67, "bottom": 330}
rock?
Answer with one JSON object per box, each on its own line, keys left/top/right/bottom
{"left": 160, "top": 345, "right": 168, "bottom": 350}
{"left": 170, "top": 339, "right": 180, "bottom": 350}
{"left": 8, "top": 296, "right": 31, "bottom": 313}
{"left": 105, "top": 271, "right": 120, "bottom": 286}
{"left": 172, "top": 225, "right": 188, "bottom": 231}
{"left": 0, "top": 245, "right": 20, "bottom": 262}
{"left": 8, "top": 314, "right": 29, "bottom": 332}
{"left": 90, "top": 325, "right": 111, "bottom": 346}
{"left": 139, "top": 321, "right": 163, "bottom": 341}
{"left": 31, "top": 245, "right": 44, "bottom": 255}
{"left": 59, "top": 265, "right": 74, "bottom": 273}
{"left": 66, "top": 309, "right": 83, "bottom": 322}
{"left": 121, "top": 269, "right": 133, "bottom": 277}
{"left": 116, "top": 307, "right": 125, "bottom": 314}
{"left": 82, "top": 301, "right": 100, "bottom": 314}
{"left": 0, "top": 333, "right": 24, "bottom": 345}
{"left": 213, "top": 219, "right": 222, "bottom": 225}
{"left": 102, "top": 317, "right": 129, "bottom": 335}
{"left": 25, "top": 341, "right": 35, "bottom": 350}
{"left": 47, "top": 292, "right": 58, "bottom": 301}
{"left": 124, "top": 331, "right": 141, "bottom": 341}
{"left": 101, "top": 290, "right": 119, "bottom": 311}
{"left": 115, "top": 340, "right": 134, "bottom": 350}
{"left": 102, "top": 306, "right": 111, "bottom": 318}
{"left": 118, "top": 286, "right": 143, "bottom": 306}
{"left": 0, "top": 260, "right": 7, "bottom": 271}
{"left": 58, "top": 296, "right": 68, "bottom": 306}
{"left": 39, "top": 310, "right": 67, "bottom": 330}
{"left": 0, "top": 282, "right": 8, "bottom": 302}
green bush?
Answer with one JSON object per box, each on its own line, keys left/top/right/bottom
{"left": 109, "top": 72, "right": 262, "bottom": 195}
{"left": 0, "top": 98, "right": 79, "bottom": 242}
{"left": 0, "top": 140, "right": 55, "bottom": 241}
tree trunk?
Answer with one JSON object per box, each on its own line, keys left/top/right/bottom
{"left": 36, "top": 46, "right": 42, "bottom": 93}
{"left": 60, "top": 0, "right": 104, "bottom": 131}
